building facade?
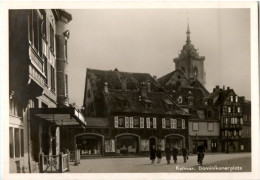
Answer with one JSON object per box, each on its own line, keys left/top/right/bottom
{"left": 74, "top": 68, "right": 190, "bottom": 156}
{"left": 158, "top": 70, "right": 220, "bottom": 153}
{"left": 205, "top": 86, "right": 249, "bottom": 153}
{"left": 9, "top": 9, "right": 85, "bottom": 173}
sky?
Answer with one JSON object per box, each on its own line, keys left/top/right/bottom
{"left": 66, "top": 9, "right": 251, "bottom": 107}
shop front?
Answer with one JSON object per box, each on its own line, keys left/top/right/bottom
{"left": 76, "top": 134, "right": 103, "bottom": 155}
{"left": 165, "top": 134, "right": 185, "bottom": 153}
{"left": 115, "top": 134, "right": 140, "bottom": 154}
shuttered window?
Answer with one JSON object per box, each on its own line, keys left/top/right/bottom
{"left": 153, "top": 118, "right": 156, "bottom": 128}
{"left": 146, "top": 118, "right": 150, "bottom": 128}
{"left": 171, "top": 119, "right": 177, "bottom": 129}
{"left": 140, "top": 118, "right": 144, "bottom": 128}
{"left": 162, "top": 118, "right": 166, "bottom": 128}
{"left": 130, "top": 117, "right": 134, "bottom": 128}
{"left": 125, "top": 117, "right": 129, "bottom": 128}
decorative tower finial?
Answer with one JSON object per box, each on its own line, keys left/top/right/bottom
{"left": 186, "top": 18, "right": 191, "bottom": 44}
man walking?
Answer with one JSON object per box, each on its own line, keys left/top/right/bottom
{"left": 172, "top": 145, "right": 179, "bottom": 164}
{"left": 182, "top": 146, "right": 188, "bottom": 163}
{"left": 165, "top": 144, "right": 172, "bottom": 164}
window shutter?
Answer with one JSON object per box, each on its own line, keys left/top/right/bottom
{"left": 130, "top": 117, "right": 133, "bottom": 128}
{"left": 173, "top": 119, "right": 177, "bottom": 129}
{"left": 162, "top": 118, "right": 166, "bottom": 128}
{"left": 153, "top": 118, "right": 156, "bottom": 128}
{"left": 140, "top": 117, "right": 144, "bottom": 128}
{"left": 182, "top": 119, "right": 185, "bottom": 129}
{"left": 125, "top": 117, "right": 129, "bottom": 128}
{"left": 170, "top": 119, "right": 174, "bottom": 129}
{"left": 114, "top": 116, "right": 118, "bottom": 128}
{"left": 146, "top": 118, "right": 150, "bottom": 128}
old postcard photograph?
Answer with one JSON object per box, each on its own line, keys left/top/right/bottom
{"left": 1, "top": 1, "right": 259, "bottom": 180}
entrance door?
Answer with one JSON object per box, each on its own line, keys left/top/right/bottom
{"left": 211, "top": 140, "right": 217, "bottom": 152}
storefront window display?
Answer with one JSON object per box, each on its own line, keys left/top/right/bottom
{"left": 77, "top": 135, "right": 102, "bottom": 155}
{"left": 116, "top": 135, "right": 138, "bottom": 154}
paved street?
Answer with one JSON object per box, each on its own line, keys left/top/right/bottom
{"left": 68, "top": 153, "right": 251, "bottom": 173}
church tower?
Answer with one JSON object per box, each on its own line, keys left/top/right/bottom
{"left": 173, "top": 22, "right": 206, "bottom": 85}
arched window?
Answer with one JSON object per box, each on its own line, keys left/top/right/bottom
{"left": 193, "top": 67, "right": 198, "bottom": 77}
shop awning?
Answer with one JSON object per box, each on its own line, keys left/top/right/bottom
{"left": 30, "top": 108, "right": 86, "bottom": 127}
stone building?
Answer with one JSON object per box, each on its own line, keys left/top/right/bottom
{"left": 74, "top": 68, "right": 190, "bottom": 156}
{"left": 9, "top": 9, "right": 85, "bottom": 173}
{"left": 173, "top": 24, "right": 206, "bottom": 86}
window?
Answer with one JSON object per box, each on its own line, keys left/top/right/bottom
{"left": 230, "top": 96, "right": 233, "bottom": 102}
{"left": 234, "top": 130, "right": 237, "bottom": 136}
{"left": 114, "top": 116, "right": 118, "bottom": 128}
{"left": 125, "top": 117, "right": 129, "bottom": 128}
{"left": 118, "top": 117, "right": 125, "bottom": 128}
{"left": 133, "top": 117, "right": 140, "bottom": 128}
{"left": 208, "top": 122, "right": 214, "bottom": 131}
{"left": 165, "top": 118, "right": 170, "bottom": 128}
{"left": 228, "top": 107, "right": 231, "bottom": 113}
{"left": 140, "top": 118, "right": 144, "bottom": 128}
{"left": 192, "top": 122, "right": 199, "bottom": 131}
{"left": 162, "top": 118, "right": 166, "bottom": 128}
{"left": 129, "top": 117, "right": 134, "bottom": 128}
{"left": 9, "top": 127, "right": 23, "bottom": 158}
{"left": 235, "top": 96, "right": 238, "bottom": 102}
{"left": 225, "top": 118, "right": 229, "bottom": 124}
{"left": 193, "top": 67, "right": 198, "bottom": 77}
{"left": 178, "top": 96, "right": 182, "bottom": 104}
{"left": 153, "top": 118, "right": 157, "bottom": 129}
{"left": 15, "top": 128, "right": 20, "bottom": 157}
{"left": 188, "top": 99, "right": 193, "bottom": 105}
{"left": 146, "top": 118, "right": 150, "bottom": 128}
{"left": 233, "top": 106, "right": 236, "bottom": 113}
{"left": 171, "top": 119, "right": 177, "bottom": 129}
{"left": 182, "top": 119, "right": 185, "bottom": 129}
{"left": 32, "top": 10, "right": 41, "bottom": 53}
{"left": 240, "top": 118, "right": 243, "bottom": 125}
{"left": 237, "top": 107, "right": 240, "bottom": 113}
{"left": 50, "top": 24, "right": 55, "bottom": 53}
{"left": 51, "top": 66, "right": 55, "bottom": 91}
{"left": 177, "top": 119, "right": 182, "bottom": 129}
{"left": 64, "top": 40, "right": 68, "bottom": 60}
{"left": 65, "top": 74, "right": 68, "bottom": 96}
{"left": 9, "top": 127, "right": 14, "bottom": 158}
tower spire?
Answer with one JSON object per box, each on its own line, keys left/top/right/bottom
{"left": 186, "top": 18, "right": 191, "bottom": 44}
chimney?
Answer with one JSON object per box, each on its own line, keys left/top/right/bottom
{"left": 121, "top": 77, "right": 127, "bottom": 90}
{"left": 227, "top": 86, "right": 230, "bottom": 90}
{"left": 223, "top": 85, "right": 225, "bottom": 90}
{"left": 104, "top": 82, "right": 108, "bottom": 93}
{"left": 153, "top": 75, "right": 157, "bottom": 81}
{"left": 216, "top": 85, "right": 219, "bottom": 90}
{"left": 141, "top": 82, "right": 148, "bottom": 97}
{"left": 241, "top": 96, "right": 245, "bottom": 102}
{"left": 213, "top": 88, "right": 216, "bottom": 92}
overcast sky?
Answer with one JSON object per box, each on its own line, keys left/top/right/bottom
{"left": 66, "top": 9, "right": 251, "bottom": 107}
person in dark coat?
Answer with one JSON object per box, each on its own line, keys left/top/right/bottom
{"left": 197, "top": 144, "right": 206, "bottom": 164}
{"left": 172, "top": 145, "right": 179, "bottom": 164}
{"left": 150, "top": 145, "right": 156, "bottom": 164}
{"left": 182, "top": 146, "right": 188, "bottom": 163}
{"left": 156, "top": 146, "right": 162, "bottom": 164}
{"left": 165, "top": 144, "right": 172, "bottom": 164}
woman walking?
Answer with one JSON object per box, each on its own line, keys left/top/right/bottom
{"left": 150, "top": 145, "right": 156, "bottom": 164}
{"left": 156, "top": 146, "right": 162, "bottom": 164}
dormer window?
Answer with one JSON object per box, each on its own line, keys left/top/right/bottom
{"left": 143, "top": 98, "right": 153, "bottom": 109}
{"left": 177, "top": 96, "right": 183, "bottom": 104}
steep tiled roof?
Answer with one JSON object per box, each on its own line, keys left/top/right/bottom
{"left": 104, "top": 90, "right": 189, "bottom": 116}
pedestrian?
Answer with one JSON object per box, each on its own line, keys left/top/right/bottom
{"left": 165, "top": 144, "right": 172, "bottom": 164}
{"left": 182, "top": 146, "right": 188, "bottom": 163}
{"left": 172, "top": 145, "right": 178, "bottom": 164}
{"left": 156, "top": 146, "right": 162, "bottom": 164}
{"left": 150, "top": 145, "right": 156, "bottom": 164}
